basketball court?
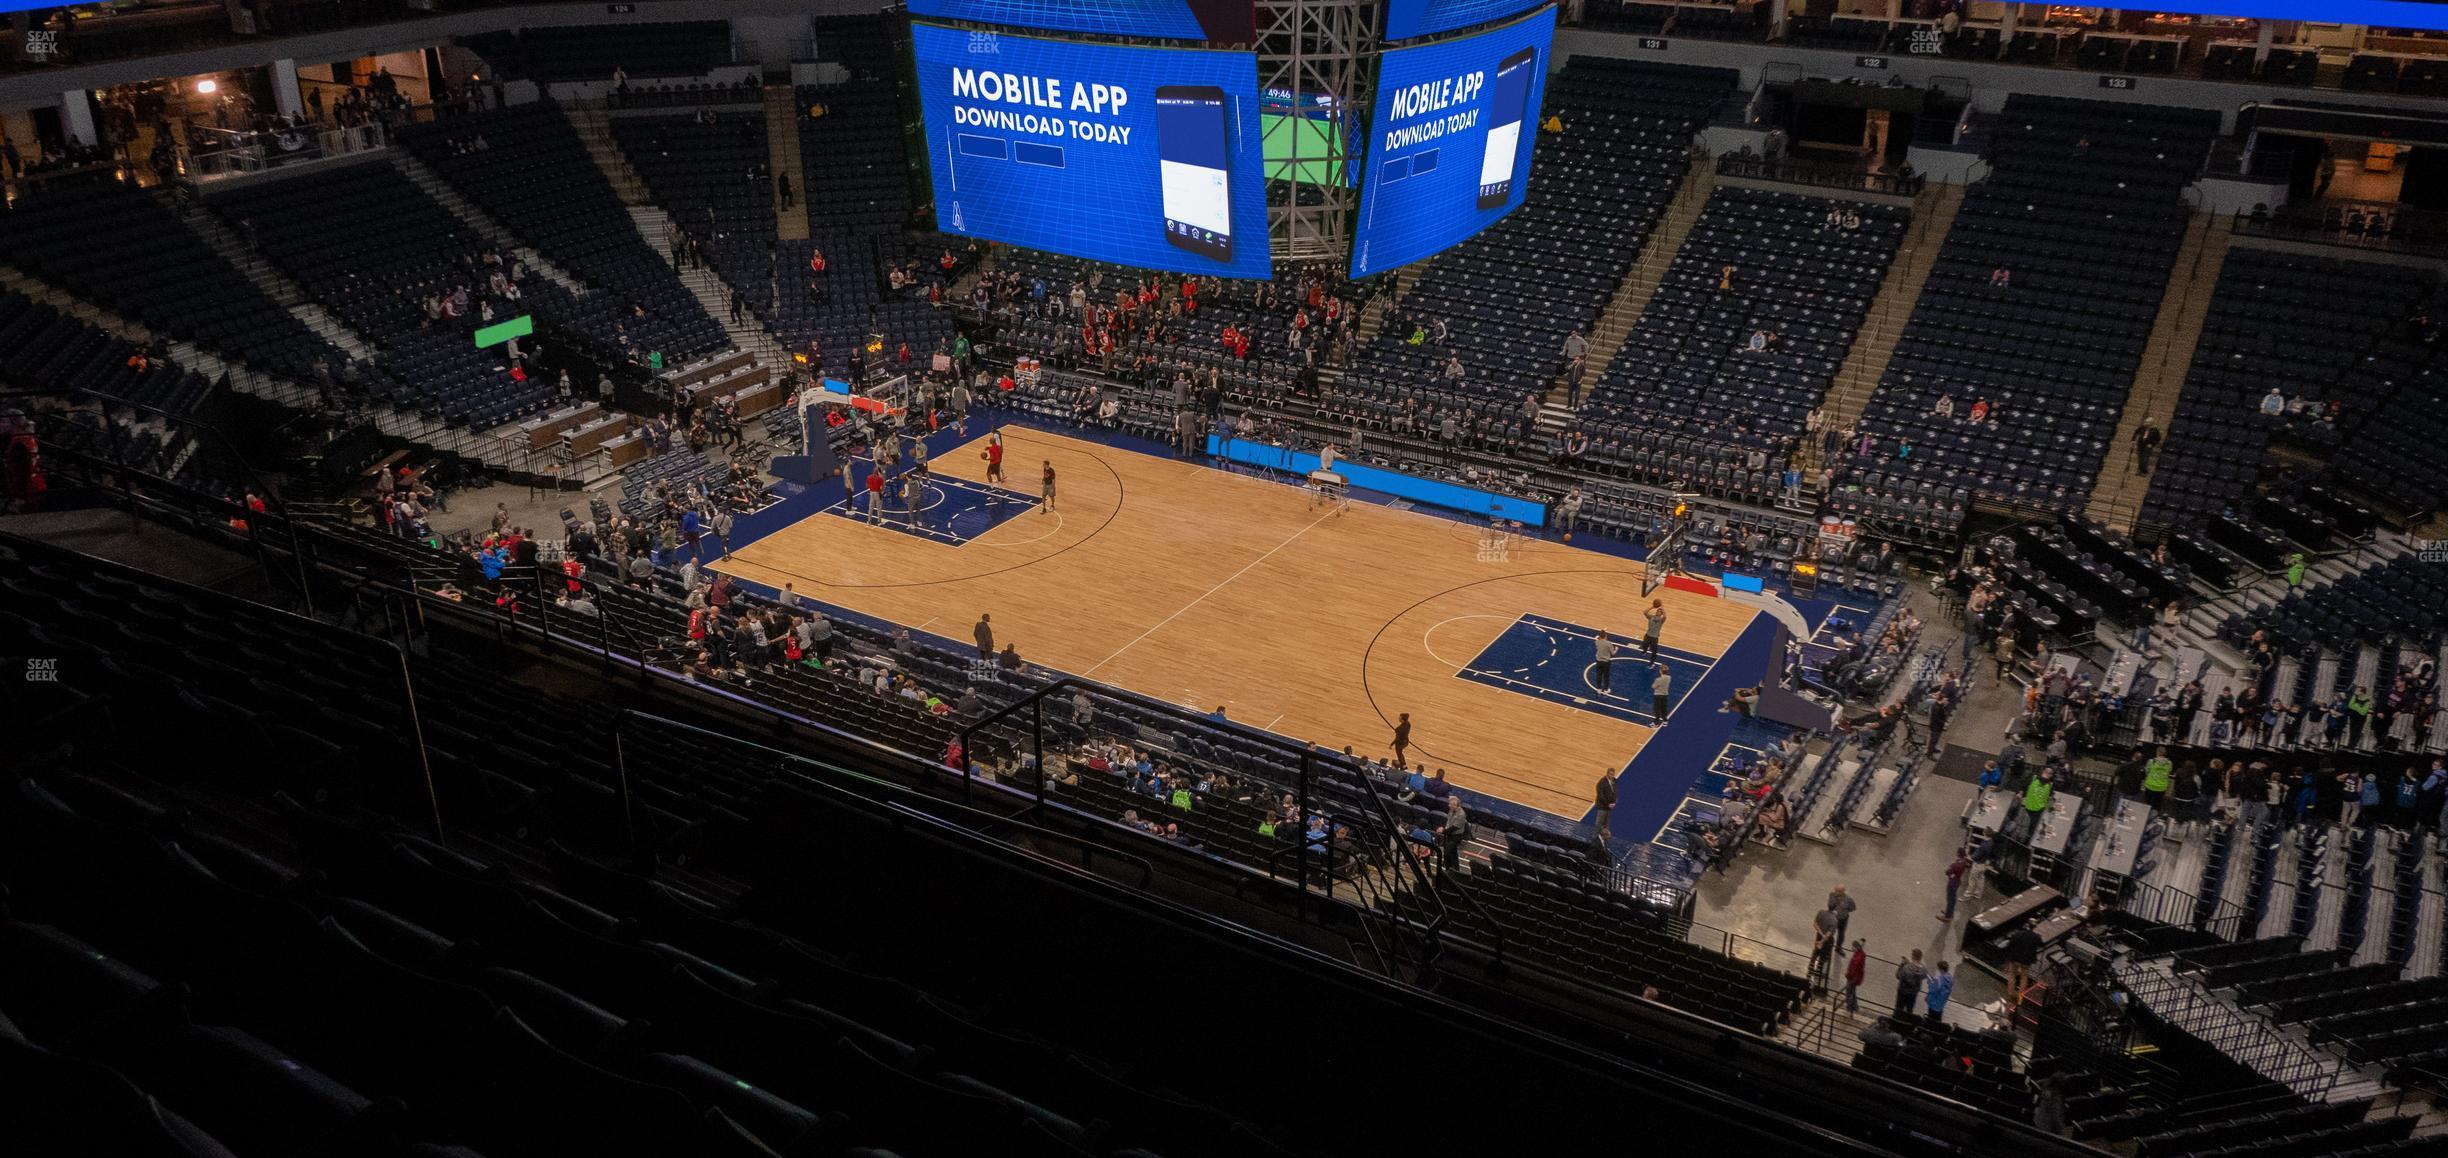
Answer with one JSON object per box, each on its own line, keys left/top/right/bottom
{"left": 714, "top": 426, "right": 1765, "bottom": 820}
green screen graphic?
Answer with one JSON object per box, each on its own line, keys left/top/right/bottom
{"left": 473, "top": 314, "right": 534, "bottom": 349}
{"left": 1263, "top": 113, "right": 1346, "bottom": 187}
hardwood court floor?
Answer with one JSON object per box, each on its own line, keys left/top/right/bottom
{"left": 716, "top": 427, "right": 1759, "bottom": 818}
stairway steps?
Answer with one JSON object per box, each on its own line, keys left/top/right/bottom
{"left": 391, "top": 152, "right": 590, "bottom": 300}
{"left": 2085, "top": 212, "right": 2231, "bottom": 533}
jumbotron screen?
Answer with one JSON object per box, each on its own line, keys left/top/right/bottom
{"left": 1350, "top": 6, "right": 1555, "bottom": 278}
{"left": 911, "top": 23, "right": 1272, "bottom": 279}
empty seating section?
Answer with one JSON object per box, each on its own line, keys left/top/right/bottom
{"left": 519, "top": 21, "right": 732, "bottom": 83}
{"left": 0, "top": 289, "right": 215, "bottom": 416}
{"left": 0, "top": 180, "right": 346, "bottom": 385}
{"left": 207, "top": 162, "right": 584, "bottom": 429}
{"left": 2219, "top": 553, "right": 2448, "bottom": 657}
{"left": 396, "top": 102, "right": 726, "bottom": 365}
{"left": 0, "top": 531, "right": 1304, "bottom": 1158}
{"left": 612, "top": 108, "right": 777, "bottom": 312}
{"left": 1345, "top": 61, "right": 1733, "bottom": 412}
{"left": 2141, "top": 250, "right": 2435, "bottom": 530}
{"left": 1851, "top": 1015, "right": 2029, "bottom": 1119}
{"left": 1438, "top": 851, "right": 1808, "bottom": 1034}
{"left": 1850, "top": 96, "right": 2216, "bottom": 511}
{"left": 2329, "top": 351, "right": 2448, "bottom": 520}
{"left": 774, "top": 84, "right": 954, "bottom": 373}
{"left": 1584, "top": 185, "right": 1908, "bottom": 477}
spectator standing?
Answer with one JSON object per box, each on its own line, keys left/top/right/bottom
{"left": 1391, "top": 712, "right": 1412, "bottom": 765}
{"left": 1894, "top": 949, "right": 1926, "bottom": 1016}
{"left": 1843, "top": 940, "right": 1867, "bottom": 1013}
{"left": 1651, "top": 664, "right": 1672, "bottom": 724}
{"left": 2132, "top": 417, "right": 2162, "bottom": 474}
{"left": 2033, "top": 1075, "right": 2067, "bottom": 1136}
{"left": 2141, "top": 747, "right": 2173, "bottom": 810}
{"left": 1593, "top": 768, "right": 1617, "bottom": 832}
{"left": 2019, "top": 767, "right": 2055, "bottom": 841}
{"left": 1826, "top": 883, "right": 1857, "bottom": 947}
{"left": 973, "top": 612, "right": 994, "bottom": 659}
{"left": 1924, "top": 961, "right": 1954, "bottom": 1022}
{"left": 1940, "top": 848, "right": 1972, "bottom": 921}
{"left": 1809, "top": 903, "right": 1841, "bottom": 985}
{"left": 1437, "top": 794, "right": 1470, "bottom": 870}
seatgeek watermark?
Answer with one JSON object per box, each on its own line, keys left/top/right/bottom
{"left": 24, "top": 29, "right": 60, "bottom": 59}
{"left": 25, "top": 657, "right": 59, "bottom": 683}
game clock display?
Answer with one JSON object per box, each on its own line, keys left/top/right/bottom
{"left": 911, "top": 24, "right": 1271, "bottom": 279}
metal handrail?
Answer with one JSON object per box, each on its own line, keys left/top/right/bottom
{"left": 1716, "top": 153, "right": 1928, "bottom": 198}
{"left": 608, "top": 707, "right": 1157, "bottom": 888}
{"left": 1, "top": 387, "right": 313, "bottom": 613}
{"left": 954, "top": 672, "right": 1462, "bottom": 964}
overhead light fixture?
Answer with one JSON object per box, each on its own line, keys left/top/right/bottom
{"left": 196, "top": 79, "right": 218, "bottom": 94}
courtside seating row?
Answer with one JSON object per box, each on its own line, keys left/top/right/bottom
{"left": 2141, "top": 249, "right": 2436, "bottom": 530}
{"left": 396, "top": 102, "right": 726, "bottom": 365}
{"left": 0, "top": 531, "right": 1302, "bottom": 1158}
{"left": 206, "top": 162, "right": 585, "bottom": 430}
{"left": 1310, "top": 379, "right": 1541, "bottom": 460}
{"left": 1585, "top": 185, "right": 1909, "bottom": 465}
{"left": 1850, "top": 96, "right": 2218, "bottom": 511}
{"left": 0, "top": 178, "right": 346, "bottom": 387}
{"left": 1349, "top": 59, "right": 1735, "bottom": 404}
{"left": 0, "top": 289, "right": 216, "bottom": 417}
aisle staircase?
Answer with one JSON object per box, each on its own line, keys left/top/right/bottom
{"left": 624, "top": 204, "right": 791, "bottom": 370}
{"left": 166, "top": 190, "right": 378, "bottom": 364}
{"left": 2087, "top": 211, "right": 2231, "bottom": 533}
{"left": 562, "top": 99, "right": 654, "bottom": 207}
{"left": 1542, "top": 162, "right": 1715, "bottom": 419}
{"left": 1810, "top": 181, "right": 1964, "bottom": 457}
{"left": 2111, "top": 955, "right": 2362, "bottom": 1102}
{"left": 392, "top": 152, "right": 591, "bottom": 299}
{"left": 763, "top": 84, "right": 809, "bottom": 242}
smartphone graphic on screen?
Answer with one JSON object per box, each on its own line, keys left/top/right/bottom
{"left": 1476, "top": 45, "right": 1536, "bottom": 210}
{"left": 1156, "top": 85, "right": 1234, "bottom": 264}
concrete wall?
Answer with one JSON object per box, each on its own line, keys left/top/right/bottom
{"left": 731, "top": 14, "right": 815, "bottom": 71}
{"left": 0, "top": 0, "right": 874, "bottom": 107}
{"left": 1552, "top": 26, "right": 2448, "bottom": 132}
